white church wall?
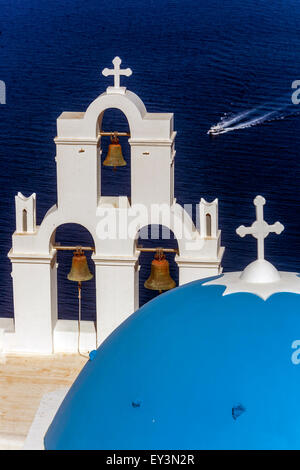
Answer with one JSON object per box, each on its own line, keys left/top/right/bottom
{"left": 56, "top": 143, "right": 99, "bottom": 213}
{"left": 9, "top": 253, "right": 57, "bottom": 353}
{"left": 94, "top": 256, "right": 139, "bottom": 346}
{"left": 54, "top": 320, "right": 96, "bottom": 353}
{"left": 130, "top": 143, "right": 174, "bottom": 206}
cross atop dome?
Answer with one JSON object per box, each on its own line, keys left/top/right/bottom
{"left": 203, "top": 195, "right": 300, "bottom": 297}
{"left": 236, "top": 195, "right": 284, "bottom": 261}
{"left": 102, "top": 56, "right": 132, "bottom": 95}
{"left": 235, "top": 195, "right": 284, "bottom": 283}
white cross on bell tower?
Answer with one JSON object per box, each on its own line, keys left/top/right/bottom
{"left": 102, "top": 56, "right": 132, "bottom": 94}
{"left": 236, "top": 195, "right": 284, "bottom": 283}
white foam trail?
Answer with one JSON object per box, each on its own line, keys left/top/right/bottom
{"left": 219, "top": 108, "right": 257, "bottom": 127}
{"left": 225, "top": 111, "right": 277, "bottom": 132}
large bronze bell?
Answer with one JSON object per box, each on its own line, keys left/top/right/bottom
{"left": 67, "top": 248, "right": 93, "bottom": 282}
{"left": 103, "top": 134, "right": 127, "bottom": 170}
{"left": 144, "top": 249, "right": 176, "bottom": 293}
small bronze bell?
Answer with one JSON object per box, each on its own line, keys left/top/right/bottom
{"left": 67, "top": 248, "right": 93, "bottom": 282}
{"left": 103, "top": 133, "right": 127, "bottom": 170}
{"left": 144, "top": 249, "right": 176, "bottom": 293}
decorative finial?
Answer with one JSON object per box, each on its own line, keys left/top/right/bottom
{"left": 102, "top": 56, "right": 132, "bottom": 95}
{"left": 236, "top": 195, "right": 284, "bottom": 283}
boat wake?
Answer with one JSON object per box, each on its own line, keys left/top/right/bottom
{"left": 208, "top": 96, "right": 300, "bottom": 135}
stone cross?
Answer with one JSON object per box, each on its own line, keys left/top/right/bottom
{"left": 102, "top": 57, "right": 132, "bottom": 91}
{"left": 236, "top": 195, "right": 284, "bottom": 260}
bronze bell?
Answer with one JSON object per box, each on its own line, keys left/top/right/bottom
{"left": 67, "top": 248, "right": 93, "bottom": 282}
{"left": 103, "top": 133, "right": 127, "bottom": 170}
{"left": 144, "top": 249, "right": 176, "bottom": 293}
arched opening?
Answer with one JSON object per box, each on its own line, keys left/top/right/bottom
{"left": 206, "top": 213, "right": 212, "bottom": 237}
{"left": 137, "top": 225, "right": 179, "bottom": 307}
{"left": 22, "top": 209, "right": 27, "bottom": 232}
{"left": 99, "top": 108, "right": 131, "bottom": 200}
{"left": 53, "top": 224, "right": 96, "bottom": 322}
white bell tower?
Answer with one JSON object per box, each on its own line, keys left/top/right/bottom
{"left": 1, "top": 57, "right": 224, "bottom": 355}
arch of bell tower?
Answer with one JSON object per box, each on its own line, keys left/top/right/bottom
{"left": 55, "top": 88, "right": 175, "bottom": 208}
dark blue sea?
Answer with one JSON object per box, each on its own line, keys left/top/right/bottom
{"left": 0, "top": 0, "right": 299, "bottom": 320}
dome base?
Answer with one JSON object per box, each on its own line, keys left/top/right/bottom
{"left": 240, "top": 260, "right": 281, "bottom": 284}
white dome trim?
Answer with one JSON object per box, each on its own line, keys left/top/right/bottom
{"left": 203, "top": 271, "right": 300, "bottom": 301}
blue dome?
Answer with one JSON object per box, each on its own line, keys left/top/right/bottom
{"left": 45, "top": 275, "right": 300, "bottom": 450}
